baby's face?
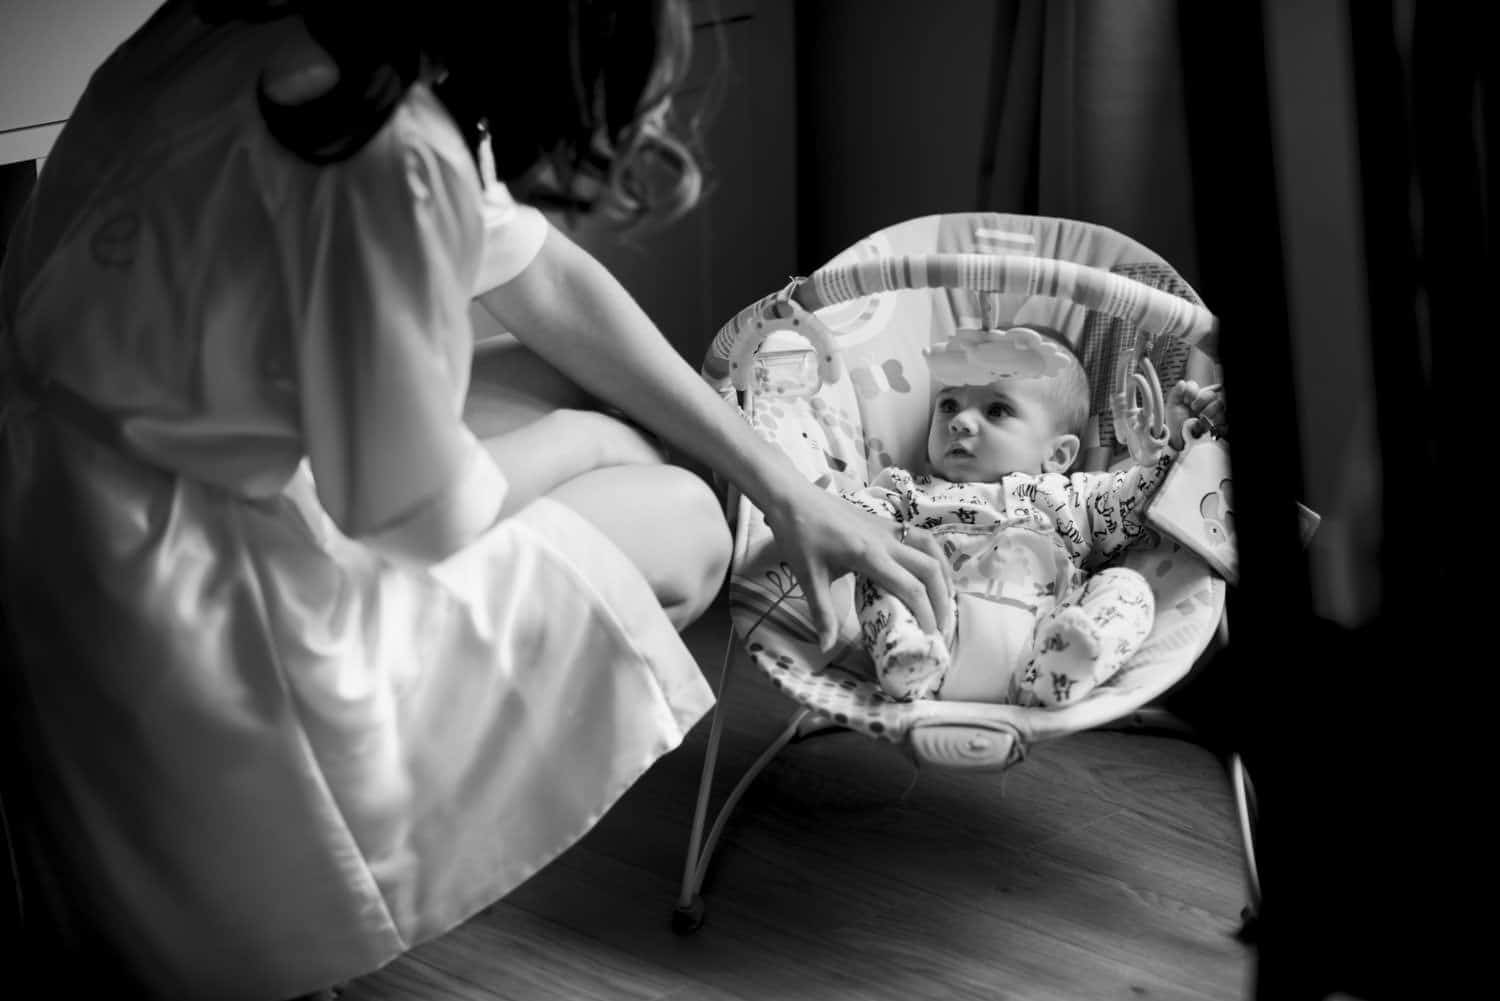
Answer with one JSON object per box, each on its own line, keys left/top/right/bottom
{"left": 927, "top": 381, "right": 1064, "bottom": 481}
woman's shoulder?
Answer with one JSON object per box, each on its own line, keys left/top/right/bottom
{"left": 256, "top": 18, "right": 473, "bottom": 177}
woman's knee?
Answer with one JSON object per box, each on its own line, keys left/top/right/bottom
{"left": 546, "top": 463, "right": 730, "bottom": 630}
{"left": 653, "top": 467, "right": 731, "bottom": 627}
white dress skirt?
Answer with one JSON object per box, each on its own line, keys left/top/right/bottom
{"left": 0, "top": 5, "right": 714, "bottom": 999}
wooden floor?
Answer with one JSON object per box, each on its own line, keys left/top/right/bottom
{"left": 340, "top": 606, "right": 1255, "bottom": 1001}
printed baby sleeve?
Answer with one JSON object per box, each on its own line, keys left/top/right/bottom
{"left": 1035, "top": 449, "right": 1178, "bottom": 568}
{"left": 292, "top": 108, "right": 507, "bottom": 553}
{"left": 840, "top": 484, "right": 900, "bottom": 522}
{"left": 839, "top": 466, "right": 908, "bottom": 524}
{"left": 471, "top": 134, "right": 550, "bottom": 294}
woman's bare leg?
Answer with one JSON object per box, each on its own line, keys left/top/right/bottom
{"left": 464, "top": 337, "right": 730, "bottom": 630}
{"left": 465, "top": 333, "right": 603, "bottom": 438}
{"left": 546, "top": 466, "right": 731, "bottom": 630}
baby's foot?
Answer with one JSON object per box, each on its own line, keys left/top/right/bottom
{"left": 876, "top": 629, "right": 951, "bottom": 701}
{"left": 1040, "top": 606, "right": 1101, "bottom": 659}
{"left": 1026, "top": 607, "right": 1103, "bottom": 707}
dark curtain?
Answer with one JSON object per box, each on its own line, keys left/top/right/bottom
{"left": 983, "top": 0, "right": 1488, "bottom": 996}
{"left": 1175, "top": 2, "right": 1486, "bottom": 999}
{"left": 977, "top": 0, "right": 1200, "bottom": 282}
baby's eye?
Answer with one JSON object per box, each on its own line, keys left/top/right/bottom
{"left": 937, "top": 398, "right": 958, "bottom": 414}
{"left": 986, "top": 403, "right": 1012, "bottom": 420}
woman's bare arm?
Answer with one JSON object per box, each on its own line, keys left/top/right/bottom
{"left": 476, "top": 224, "right": 953, "bottom": 649}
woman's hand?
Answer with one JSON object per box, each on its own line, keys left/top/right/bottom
{"left": 1165, "top": 380, "right": 1227, "bottom": 449}
{"left": 762, "top": 481, "right": 953, "bottom": 652}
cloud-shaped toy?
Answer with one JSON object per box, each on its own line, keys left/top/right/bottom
{"left": 924, "top": 327, "right": 1074, "bottom": 387}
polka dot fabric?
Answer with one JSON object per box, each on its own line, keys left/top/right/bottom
{"left": 746, "top": 637, "right": 920, "bottom": 744}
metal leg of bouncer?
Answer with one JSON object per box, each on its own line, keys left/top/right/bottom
{"left": 672, "top": 629, "right": 811, "bottom": 933}
{"left": 1229, "top": 751, "right": 1261, "bottom": 941}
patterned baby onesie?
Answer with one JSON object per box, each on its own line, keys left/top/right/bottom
{"left": 842, "top": 451, "right": 1175, "bottom": 706}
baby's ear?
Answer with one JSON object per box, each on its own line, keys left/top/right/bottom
{"left": 1043, "top": 433, "right": 1080, "bottom": 474}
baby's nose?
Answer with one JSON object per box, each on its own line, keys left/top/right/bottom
{"left": 949, "top": 411, "right": 977, "bottom": 433}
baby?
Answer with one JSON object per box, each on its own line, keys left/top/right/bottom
{"left": 842, "top": 327, "right": 1222, "bottom": 708}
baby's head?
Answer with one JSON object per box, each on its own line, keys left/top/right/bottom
{"left": 923, "top": 327, "right": 1089, "bottom": 482}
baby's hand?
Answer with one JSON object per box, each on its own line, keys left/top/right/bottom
{"left": 1165, "top": 380, "right": 1226, "bottom": 449}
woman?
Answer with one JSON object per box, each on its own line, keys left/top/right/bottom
{"left": 0, "top": 2, "right": 951, "bottom": 997}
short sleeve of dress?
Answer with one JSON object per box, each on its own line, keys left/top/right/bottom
{"left": 291, "top": 97, "right": 507, "bottom": 546}
{"left": 472, "top": 134, "right": 549, "bottom": 294}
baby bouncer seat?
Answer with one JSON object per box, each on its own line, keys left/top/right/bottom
{"left": 677, "top": 212, "right": 1250, "bottom": 931}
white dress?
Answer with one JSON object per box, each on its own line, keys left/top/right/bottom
{"left": 0, "top": 5, "right": 713, "bottom": 999}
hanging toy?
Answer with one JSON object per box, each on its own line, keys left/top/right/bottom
{"left": 1110, "top": 333, "right": 1171, "bottom": 465}
{"left": 729, "top": 276, "right": 843, "bottom": 398}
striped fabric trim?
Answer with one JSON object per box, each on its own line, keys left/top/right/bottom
{"left": 803, "top": 255, "right": 1215, "bottom": 344}
{"left": 972, "top": 228, "right": 1039, "bottom": 254}
{"left": 704, "top": 253, "right": 1217, "bottom": 381}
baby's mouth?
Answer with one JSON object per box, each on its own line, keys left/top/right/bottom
{"left": 945, "top": 443, "right": 971, "bottom": 457}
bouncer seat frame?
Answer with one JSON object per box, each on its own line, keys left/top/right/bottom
{"left": 674, "top": 212, "right": 1256, "bottom": 932}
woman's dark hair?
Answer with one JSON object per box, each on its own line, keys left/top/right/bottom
{"left": 231, "top": 0, "right": 703, "bottom": 227}
{"left": 430, "top": 1, "right": 703, "bottom": 226}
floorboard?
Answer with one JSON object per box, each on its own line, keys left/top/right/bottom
{"left": 340, "top": 604, "right": 1254, "bottom": 1001}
